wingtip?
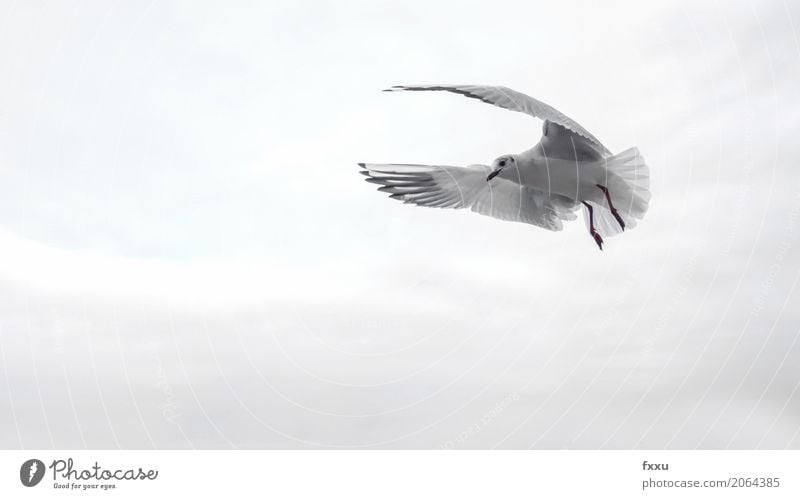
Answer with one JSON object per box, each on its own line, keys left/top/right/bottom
{"left": 382, "top": 86, "right": 404, "bottom": 92}
{"left": 357, "top": 162, "right": 366, "bottom": 167}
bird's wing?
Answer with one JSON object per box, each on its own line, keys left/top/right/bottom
{"left": 385, "top": 84, "right": 610, "bottom": 155}
{"left": 359, "top": 162, "right": 578, "bottom": 231}
{"left": 539, "top": 119, "right": 609, "bottom": 161}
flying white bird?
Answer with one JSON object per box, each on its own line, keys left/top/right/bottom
{"left": 358, "top": 85, "right": 650, "bottom": 249}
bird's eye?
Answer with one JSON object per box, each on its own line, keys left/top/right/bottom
{"left": 499, "top": 160, "right": 506, "bottom": 167}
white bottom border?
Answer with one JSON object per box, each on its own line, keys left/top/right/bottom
{"left": 2, "top": 450, "right": 798, "bottom": 498}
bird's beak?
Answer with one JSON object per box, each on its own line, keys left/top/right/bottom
{"left": 486, "top": 167, "right": 502, "bottom": 182}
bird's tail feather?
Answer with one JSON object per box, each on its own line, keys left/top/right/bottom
{"left": 583, "top": 147, "right": 650, "bottom": 238}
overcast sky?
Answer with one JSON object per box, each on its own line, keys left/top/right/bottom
{"left": 1, "top": 0, "right": 799, "bottom": 449}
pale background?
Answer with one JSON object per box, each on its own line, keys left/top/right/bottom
{"left": 0, "top": 0, "right": 799, "bottom": 448}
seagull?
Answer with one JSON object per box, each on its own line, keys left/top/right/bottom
{"left": 358, "top": 85, "right": 650, "bottom": 250}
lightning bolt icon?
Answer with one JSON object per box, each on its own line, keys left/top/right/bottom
{"left": 28, "top": 461, "right": 38, "bottom": 484}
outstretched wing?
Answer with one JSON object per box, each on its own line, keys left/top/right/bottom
{"left": 359, "top": 162, "right": 578, "bottom": 231}
{"left": 385, "top": 84, "right": 610, "bottom": 156}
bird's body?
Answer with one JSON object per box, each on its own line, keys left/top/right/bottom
{"left": 359, "top": 85, "right": 650, "bottom": 249}
{"left": 512, "top": 145, "right": 599, "bottom": 202}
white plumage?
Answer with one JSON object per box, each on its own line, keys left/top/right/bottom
{"left": 359, "top": 84, "right": 650, "bottom": 250}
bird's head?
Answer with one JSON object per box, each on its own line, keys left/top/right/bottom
{"left": 487, "top": 155, "right": 515, "bottom": 181}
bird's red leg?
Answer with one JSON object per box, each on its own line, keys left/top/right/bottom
{"left": 583, "top": 201, "right": 603, "bottom": 250}
{"left": 596, "top": 184, "right": 625, "bottom": 231}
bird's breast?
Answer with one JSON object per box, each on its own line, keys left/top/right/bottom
{"left": 516, "top": 153, "right": 603, "bottom": 201}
